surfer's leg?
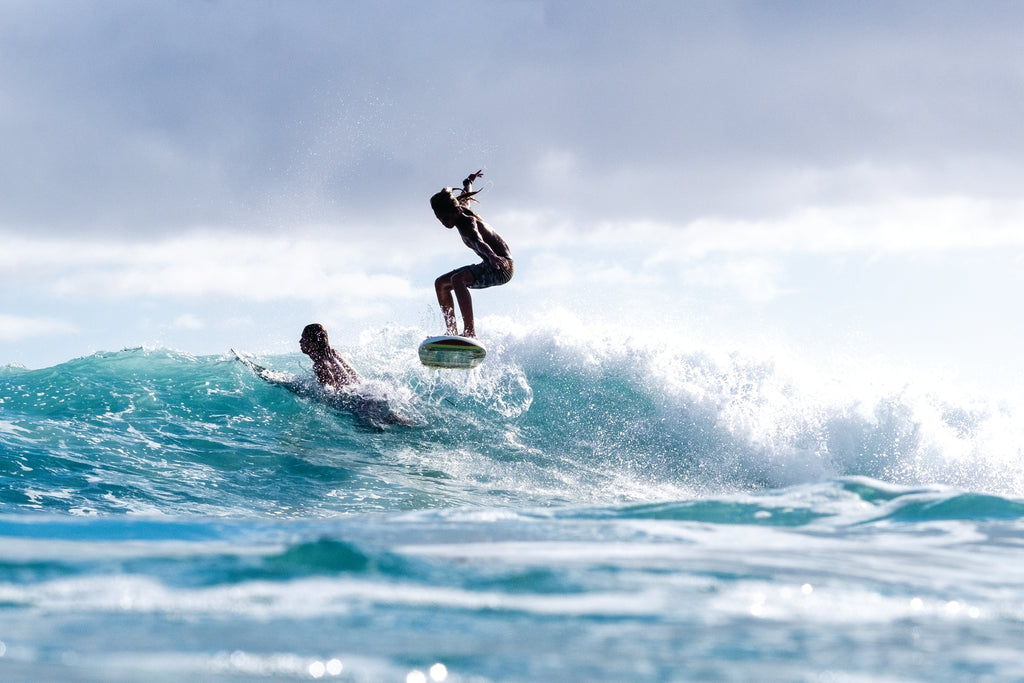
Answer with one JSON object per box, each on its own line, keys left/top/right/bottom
{"left": 435, "top": 267, "right": 476, "bottom": 336}
{"left": 435, "top": 273, "right": 459, "bottom": 335}
{"left": 453, "top": 276, "right": 475, "bottom": 337}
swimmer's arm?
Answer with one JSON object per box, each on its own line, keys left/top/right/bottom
{"left": 313, "top": 361, "right": 339, "bottom": 390}
{"left": 313, "top": 353, "right": 362, "bottom": 390}
{"left": 331, "top": 351, "right": 363, "bottom": 387}
{"left": 337, "top": 361, "right": 362, "bottom": 386}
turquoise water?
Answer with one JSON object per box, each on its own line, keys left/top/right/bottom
{"left": 2, "top": 324, "right": 1024, "bottom": 681}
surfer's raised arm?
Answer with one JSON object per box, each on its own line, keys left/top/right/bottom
{"left": 459, "top": 169, "right": 484, "bottom": 202}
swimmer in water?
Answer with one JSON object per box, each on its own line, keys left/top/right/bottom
{"left": 298, "top": 323, "right": 413, "bottom": 426}
{"left": 299, "top": 323, "right": 362, "bottom": 390}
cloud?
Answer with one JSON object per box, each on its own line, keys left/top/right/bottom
{"left": 3, "top": 2, "right": 1024, "bottom": 238}
{"left": 3, "top": 191, "right": 1020, "bottom": 318}
{"left": 1, "top": 232, "right": 434, "bottom": 304}
{"left": 680, "top": 258, "right": 792, "bottom": 303}
{"left": 655, "top": 196, "right": 1024, "bottom": 261}
{"left": 504, "top": 194, "right": 1024, "bottom": 263}
{"left": 171, "top": 314, "right": 205, "bottom": 331}
{"left": 0, "top": 315, "right": 78, "bottom": 342}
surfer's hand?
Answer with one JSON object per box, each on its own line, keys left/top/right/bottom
{"left": 490, "top": 256, "right": 511, "bottom": 271}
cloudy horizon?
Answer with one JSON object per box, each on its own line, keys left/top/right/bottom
{"left": 3, "top": 1, "right": 1024, "bottom": 391}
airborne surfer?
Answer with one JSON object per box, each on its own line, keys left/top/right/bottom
{"left": 430, "top": 170, "right": 513, "bottom": 338}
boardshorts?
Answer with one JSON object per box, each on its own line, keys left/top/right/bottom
{"left": 466, "top": 260, "right": 514, "bottom": 289}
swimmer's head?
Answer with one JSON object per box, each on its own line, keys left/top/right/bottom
{"left": 300, "top": 323, "right": 329, "bottom": 355}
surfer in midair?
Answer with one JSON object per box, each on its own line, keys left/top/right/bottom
{"left": 430, "top": 170, "right": 513, "bottom": 338}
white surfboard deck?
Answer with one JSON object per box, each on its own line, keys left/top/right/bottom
{"left": 418, "top": 336, "right": 487, "bottom": 369}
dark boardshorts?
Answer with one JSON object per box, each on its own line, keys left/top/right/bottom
{"left": 466, "top": 260, "right": 514, "bottom": 289}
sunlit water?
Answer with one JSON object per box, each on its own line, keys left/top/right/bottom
{"left": 2, "top": 320, "right": 1023, "bottom": 681}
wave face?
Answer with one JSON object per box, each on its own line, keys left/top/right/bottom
{"left": 2, "top": 323, "right": 1022, "bottom": 517}
{"left": 3, "top": 322, "right": 1024, "bottom": 681}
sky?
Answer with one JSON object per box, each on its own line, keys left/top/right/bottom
{"left": 3, "top": 1, "right": 1024, "bottom": 392}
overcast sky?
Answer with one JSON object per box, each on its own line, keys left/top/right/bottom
{"left": 3, "top": 1, "right": 1024, "bottom": 391}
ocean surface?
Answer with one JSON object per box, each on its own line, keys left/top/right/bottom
{"left": 2, "top": 322, "right": 1023, "bottom": 682}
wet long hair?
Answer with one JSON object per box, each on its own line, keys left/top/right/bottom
{"left": 430, "top": 187, "right": 462, "bottom": 220}
{"left": 430, "top": 182, "right": 481, "bottom": 219}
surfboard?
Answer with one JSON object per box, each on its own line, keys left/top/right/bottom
{"left": 230, "top": 349, "right": 282, "bottom": 383}
{"left": 418, "top": 336, "right": 487, "bottom": 369}
{"left": 231, "top": 349, "right": 312, "bottom": 395}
